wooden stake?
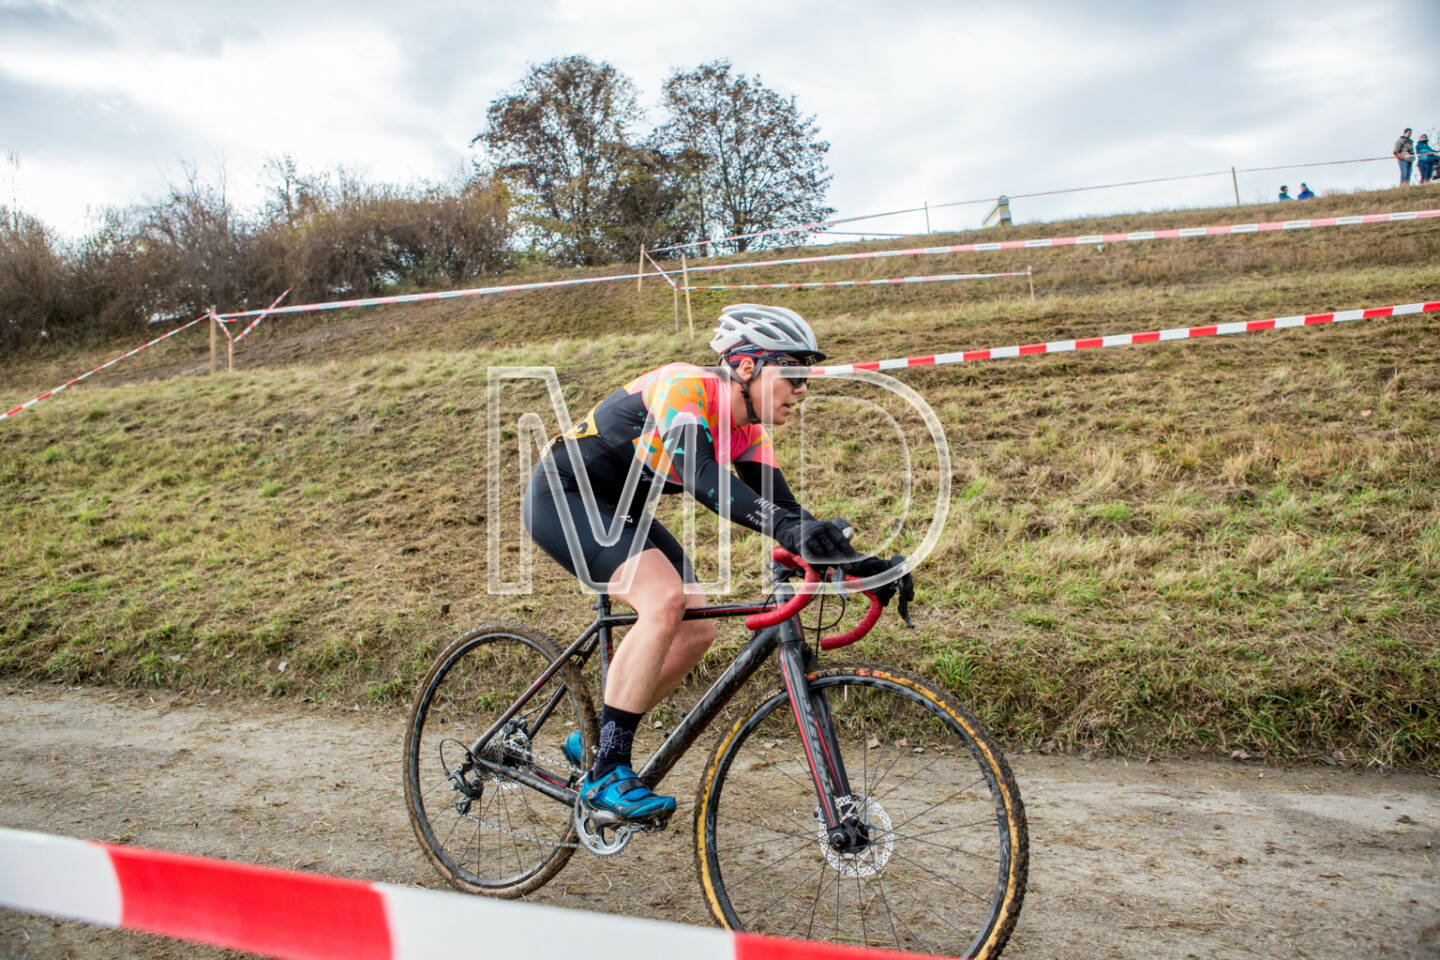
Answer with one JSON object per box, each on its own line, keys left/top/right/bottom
{"left": 227, "top": 338, "right": 233, "bottom": 372}
{"left": 1231, "top": 166, "right": 1241, "bottom": 207}
{"left": 209, "top": 308, "right": 217, "bottom": 375}
{"left": 1028, "top": 266, "right": 1035, "bottom": 302}
{"left": 673, "top": 286, "right": 679, "bottom": 332}
{"left": 636, "top": 245, "right": 645, "bottom": 293}
{"left": 681, "top": 253, "right": 694, "bottom": 339}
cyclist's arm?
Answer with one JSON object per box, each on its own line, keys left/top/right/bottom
{"left": 661, "top": 421, "right": 799, "bottom": 537}
{"left": 734, "top": 459, "right": 813, "bottom": 522}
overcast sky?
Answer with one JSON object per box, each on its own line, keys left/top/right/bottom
{"left": 4, "top": 0, "right": 1438, "bottom": 242}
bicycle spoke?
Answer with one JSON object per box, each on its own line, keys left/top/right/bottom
{"left": 872, "top": 767, "right": 983, "bottom": 809}
{"left": 886, "top": 776, "right": 989, "bottom": 833}
{"left": 804, "top": 850, "right": 832, "bottom": 941}
{"left": 901, "top": 816, "right": 998, "bottom": 841}
{"left": 511, "top": 775, "right": 552, "bottom": 839}
{"left": 746, "top": 857, "right": 828, "bottom": 926}
{"left": 439, "top": 808, "right": 464, "bottom": 850}
{"left": 884, "top": 847, "right": 994, "bottom": 904}
{"left": 472, "top": 815, "right": 484, "bottom": 877}
{"left": 716, "top": 815, "right": 821, "bottom": 844}
{"left": 721, "top": 834, "right": 817, "bottom": 894}
{"left": 860, "top": 725, "right": 872, "bottom": 796}
{"left": 715, "top": 831, "right": 816, "bottom": 854}
{"left": 887, "top": 828, "right": 1001, "bottom": 862}
{"left": 421, "top": 774, "right": 455, "bottom": 801}
{"left": 854, "top": 874, "right": 868, "bottom": 946}
{"left": 494, "top": 784, "right": 523, "bottom": 874}
{"left": 766, "top": 752, "right": 818, "bottom": 793}
{"left": 872, "top": 872, "right": 916, "bottom": 951}
{"left": 877, "top": 874, "right": 976, "bottom": 942}
{"left": 870, "top": 746, "right": 952, "bottom": 795}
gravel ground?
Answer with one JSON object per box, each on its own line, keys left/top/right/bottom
{"left": 1, "top": 684, "right": 1436, "bottom": 960}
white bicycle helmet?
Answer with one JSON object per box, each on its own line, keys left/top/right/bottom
{"left": 709, "top": 303, "right": 826, "bottom": 363}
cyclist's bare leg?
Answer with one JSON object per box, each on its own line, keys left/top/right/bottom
{"left": 650, "top": 590, "right": 716, "bottom": 707}
{"left": 603, "top": 548, "right": 690, "bottom": 713}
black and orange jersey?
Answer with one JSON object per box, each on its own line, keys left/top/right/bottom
{"left": 548, "top": 362, "right": 807, "bottom": 536}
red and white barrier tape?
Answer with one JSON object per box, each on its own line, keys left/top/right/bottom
{"left": 643, "top": 248, "right": 678, "bottom": 289}
{"left": 0, "top": 828, "right": 939, "bottom": 960}
{"left": 675, "top": 208, "right": 1440, "bottom": 278}
{"left": 2, "top": 314, "right": 207, "bottom": 422}
{"left": 684, "top": 270, "right": 1029, "bottom": 292}
{"left": 233, "top": 289, "right": 293, "bottom": 344}
{"left": 193, "top": 207, "right": 1438, "bottom": 324}
{"left": 213, "top": 269, "right": 651, "bottom": 321}
{"left": 810, "top": 299, "right": 1438, "bottom": 377}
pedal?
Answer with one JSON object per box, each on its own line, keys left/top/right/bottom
{"left": 637, "top": 811, "right": 672, "bottom": 833}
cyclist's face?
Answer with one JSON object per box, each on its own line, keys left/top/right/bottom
{"left": 758, "top": 360, "right": 807, "bottom": 426}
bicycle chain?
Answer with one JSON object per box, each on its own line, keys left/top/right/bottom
{"left": 463, "top": 808, "right": 584, "bottom": 849}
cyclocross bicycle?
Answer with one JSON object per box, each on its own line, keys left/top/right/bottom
{"left": 403, "top": 539, "right": 1028, "bottom": 959}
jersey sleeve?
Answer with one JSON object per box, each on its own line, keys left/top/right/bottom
{"left": 734, "top": 460, "right": 806, "bottom": 518}
{"left": 641, "top": 370, "right": 798, "bottom": 537}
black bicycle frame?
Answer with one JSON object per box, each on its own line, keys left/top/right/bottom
{"left": 465, "top": 569, "right": 857, "bottom": 832}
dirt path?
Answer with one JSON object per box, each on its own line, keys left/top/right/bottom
{"left": 1, "top": 684, "right": 1436, "bottom": 960}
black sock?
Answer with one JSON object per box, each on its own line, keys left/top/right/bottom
{"left": 592, "top": 704, "right": 644, "bottom": 779}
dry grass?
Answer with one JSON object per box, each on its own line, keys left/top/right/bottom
{"left": 1, "top": 187, "right": 1437, "bottom": 768}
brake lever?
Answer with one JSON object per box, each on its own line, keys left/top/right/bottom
{"left": 891, "top": 554, "right": 916, "bottom": 629}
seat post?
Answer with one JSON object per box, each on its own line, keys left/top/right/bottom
{"left": 593, "top": 593, "right": 613, "bottom": 693}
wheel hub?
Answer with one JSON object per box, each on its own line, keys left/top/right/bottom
{"left": 814, "top": 794, "right": 894, "bottom": 878}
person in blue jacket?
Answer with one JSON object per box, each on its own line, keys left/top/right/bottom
{"left": 1278, "top": 185, "right": 1293, "bottom": 201}
{"left": 1297, "top": 183, "right": 1316, "bottom": 200}
{"left": 1416, "top": 135, "right": 1437, "bottom": 184}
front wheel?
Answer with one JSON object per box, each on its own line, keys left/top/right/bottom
{"left": 693, "top": 664, "right": 1027, "bottom": 959}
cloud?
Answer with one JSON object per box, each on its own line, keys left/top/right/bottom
{"left": 4, "top": 0, "right": 1438, "bottom": 238}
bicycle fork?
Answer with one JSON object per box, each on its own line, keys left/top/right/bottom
{"left": 776, "top": 626, "right": 859, "bottom": 848}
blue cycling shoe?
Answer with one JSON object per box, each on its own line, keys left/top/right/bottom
{"left": 580, "top": 765, "right": 676, "bottom": 822}
{"left": 562, "top": 730, "right": 584, "bottom": 769}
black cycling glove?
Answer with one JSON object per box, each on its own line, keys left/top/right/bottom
{"left": 840, "top": 554, "right": 914, "bottom": 609}
{"left": 774, "top": 515, "right": 857, "bottom": 566}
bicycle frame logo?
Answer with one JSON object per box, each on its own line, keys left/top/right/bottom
{"left": 486, "top": 366, "right": 951, "bottom": 596}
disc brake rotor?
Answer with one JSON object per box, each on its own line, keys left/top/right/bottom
{"left": 815, "top": 794, "right": 894, "bottom": 878}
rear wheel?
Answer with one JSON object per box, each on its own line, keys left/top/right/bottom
{"left": 403, "top": 622, "right": 596, "bottom": 897}
{"left": 693, "top": 664, "right": 1027, "bottom": 959}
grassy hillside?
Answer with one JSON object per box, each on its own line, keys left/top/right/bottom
{"left": 2, "top": 187, "right": 1437, "bottom": 768}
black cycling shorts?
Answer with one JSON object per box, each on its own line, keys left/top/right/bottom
{"left": 523, "top": 450, "right": 695, "bottom": 588}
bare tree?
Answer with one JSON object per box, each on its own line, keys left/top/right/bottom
{"left": 473, "top": 54, "right": 642, "bottom": 265}
{"left": 655, "top": 60, "right": 832, "bottom": 253}
{"left": 0, "top": 208, "right": 64, "bottom": 352}
{"left": 138, "top": 161, "right": 250, "bottom": 316}
{"left": 260, "top": 154, "right": 328, "bottom": 229}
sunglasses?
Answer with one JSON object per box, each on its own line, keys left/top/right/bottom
{"left": 772, "top": 356, "right": 810, "bottom": 387}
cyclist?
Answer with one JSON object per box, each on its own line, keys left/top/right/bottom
{"left": 523, "top": 303, "right": 911, "bottom": 824}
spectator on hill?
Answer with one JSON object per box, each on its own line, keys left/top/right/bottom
{"left": 1297, "top": 182, "right": 1316, "bottom": 200}
{"left": 1278, "top": 185, "right": 1293, "bottom": 201}
{"left": 1416, "top": 134, "right": 1436, "bottom": 184}
{"left": 1394, "top": 128, "right": 1415, "bottom": 185}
